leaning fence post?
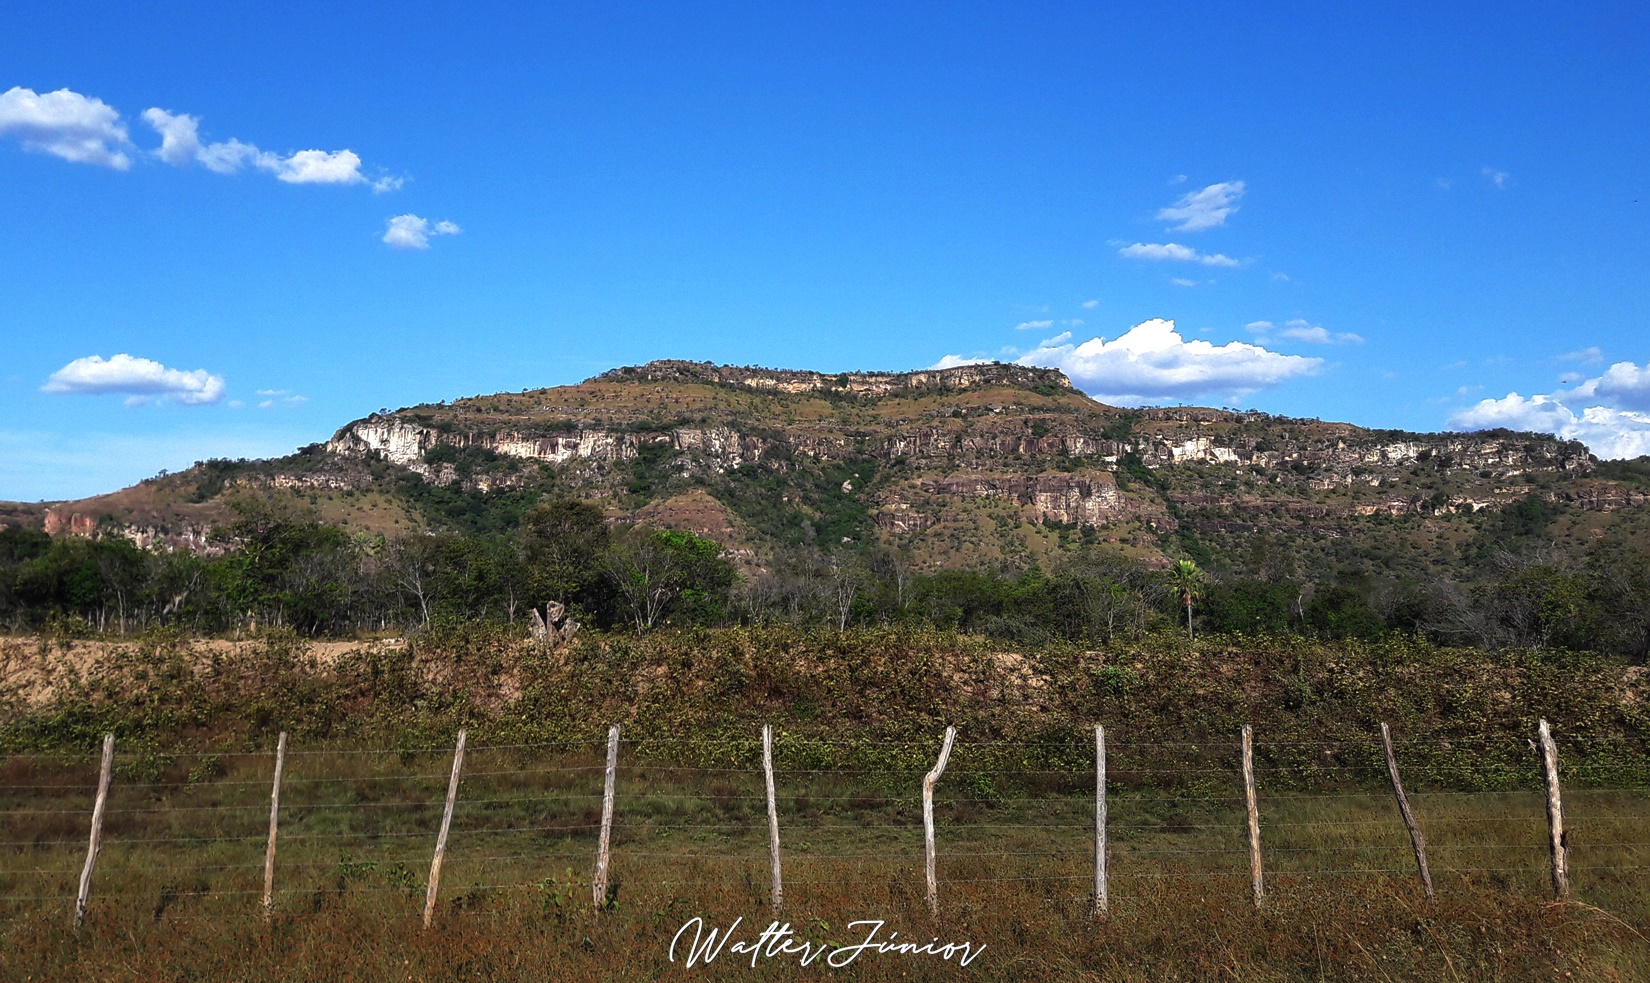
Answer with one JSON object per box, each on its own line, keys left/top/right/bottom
{"left": 763, "top": 724, "right": 784, "bottom": 912}
{"left": 74, "top": 733, "right": 115, "bottom": 932}
{"left": 592, "top": 724, "right": 621, "bottom": 908}
{"left": 422, "top": 728, "right": 467, "bottom": 929}
{"left": 263, "top": 731, "right": 289, "bottom": 918}
{"left": 1241, "top": 724, "right": 1263, "bottom": 906}
{"left": 1537, "top": 719, "right": 1570, "bottom": 899}
{"left": 1379, "top": 723, "right": 1434, "bottom": 899}
{"left": 1094, "top": 724, "right": 1108, "bottom": 916}
{"left": 923, "top": 726, "right": 957, "bottom": 918}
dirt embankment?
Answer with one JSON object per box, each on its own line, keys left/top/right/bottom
{"left": 0, "top": 636, "right": 406, "bottom": 708}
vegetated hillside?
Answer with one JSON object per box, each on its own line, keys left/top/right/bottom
{"left": 12, "top": 359, "right": 1648, "bottom": 585}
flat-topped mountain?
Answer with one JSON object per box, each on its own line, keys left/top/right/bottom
{"left": 10, "top": 360, "right": 1649, "bottom": 582}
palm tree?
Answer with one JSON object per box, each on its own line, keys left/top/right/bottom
{"left": 1168, "top": 559, "right": 1203, "bottom": 640}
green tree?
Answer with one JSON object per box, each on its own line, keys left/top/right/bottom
{"left": 1167, "top": 559, "right": 1204, "bottom": 640}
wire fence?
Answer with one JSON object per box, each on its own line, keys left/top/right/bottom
{"left": 2, "top": 721, "right": 1646, "bottom": 926}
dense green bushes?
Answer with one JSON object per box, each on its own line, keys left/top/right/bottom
{"left": 5, "top": 627, "right": 1645, "bottom": 791}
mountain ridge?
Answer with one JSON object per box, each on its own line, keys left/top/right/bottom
{"left": 6, "top": 359, "right": 1646, "bottom": 584}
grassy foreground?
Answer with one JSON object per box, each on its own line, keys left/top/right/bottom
{"left": 3, "top": 742, "right": 1649, "bottom": 981}
{"left": 2, "top": 626, "right": 1649, "bottom": 978}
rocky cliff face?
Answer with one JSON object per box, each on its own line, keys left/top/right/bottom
{"left": 24, "top": 360, "right": 1639, "bottom": 580}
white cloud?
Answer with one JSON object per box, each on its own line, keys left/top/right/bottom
{"left": 929, "top": 354, "right": 991, "bottom": 369}
{"left": 1119, "top": 242, "right": 1240, "bottom": 267}
{"left": 139, "top": 105, "right": 401, "bottom": 189}
{"left": 1571, "top": 360, "right": 1650, "bottom": 411}
{"left": 1246, "top": 318, "right": 1363, "bottom": 345}
{"left": 1482, "top": 167, "right": 1510, "bottom": 189}
{"left": 1014, "top": 319, "right": 1054, "bottom": 331}
{"left": 383, "top": 214, "right": 463, "bottom": 249}
{"left": 1157, "top": 180, "right": 1245, "bottom": 232}
{"left": 0, "top": 86, "right": 131, "bottom": 169}
{"left": 1170, "top": 277, "right": 1198, "bottom": 288}
{"left": 1011, "top": 317, "right": 1322, "bottom": 405}
{"left": 1451, "top": 394, "right": 1650, "bottom": 460}
{"left": 1451, "top": 358, "right": 1650, "bottom": 459}
{"left": 261, "top": 148, "right": 360, "bottom": 184}
{"left": 41, "top": 354, "right": 226, "bottom": 405}
{"left": 140, "top": 107, "right": 202, "bottom": 165}
{"left": 1559, "top": 346, "right": 1604, "bottom": 365}
{"left": 1081, "top": 299, "right": 1099, "bottom": 309}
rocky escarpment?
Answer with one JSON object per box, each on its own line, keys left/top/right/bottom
{"left": 598, "top": 359, "right": 1075, "bottom": 396}
{"left": 27, "top": 360, "right": 1639, "bottom": 581}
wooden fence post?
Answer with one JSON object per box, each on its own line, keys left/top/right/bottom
{"left": 1537, "top": 719, "right": 1570, "bottom": 899}
{"left": 1241, "top": 724, "right": 1263, "bottom": 906}
{"left": 763, "top": 724, "right": 783, "bottom": 912}
{"left": 74, "top": 733, "right": 115, "bottom": 932}
{"left": 422, "top": 728, "right": 467, "bottom": 929}
{"left": 1379, "top": 723, "right": 1434, "bottom": 899}
{"left": 592, "top": 724, "right": 621, "bottom": 908}
{"left": 1094, "top": 724, "right": 1108, "bottom": 917}
{"left": 263, "top": 731, "right": 288, "bottom": 918}
{"left": 923, "top": 726, "right": 956, "bottom": 918}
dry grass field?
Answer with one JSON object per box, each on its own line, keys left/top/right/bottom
{"left": 3, "top": 735, "right": 1648, "bottom": 981}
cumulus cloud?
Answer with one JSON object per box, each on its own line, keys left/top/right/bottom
{"left": 1157, "top": 180, "right": 1245, "bottom": 232}
{"left": 1559, "top": 346, "right": 1604, "bottom": 365}
{"left": 1451, "top": 394, "right": 1650, "bottom": 460}
{"left": 1246, "top": 319, "right": 1364, "bottom": 345}
{"left": 1014, "top": 319, "right": 1053, "bottom": 331}
{"left": 1451, "top": 358, "right": 1650, "bottom": 459}
{"left": 0, "top": 86, "right": 131, "bottom": 169}
{"left": 1007, "top": 317, "right": 1322, "bottom": 405}
{"left": 1571, "top": 360, "right": 1650, "bottom": 411}
{"left": 1119, "top": 242, "right": 1239, "bottom": 267}
{"left": 383, "top": 214, "right": 462, "bottom": 249}
{"left": 41, "top": 354, "right": 226, "bottom": 405}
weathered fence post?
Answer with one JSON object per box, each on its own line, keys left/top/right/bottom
{"left": 1379, "top": 723, "right": 1434, "bottom": 899}
{"left": 592, "top": 724, "right": 621, "bottom": 908}
{"left": 1537, "top": 719, "right": 1570, "bottom": 899}
{"left": 763, "top": 724, "right": 783, "bottom": 912}
{"left": 923, "top": 726, "right": 956, "bottom": 918}
{"left": 1241, "top": 724, "right": 1263, "bottom": 906}
{"left": 263, "top": 731, "right": 288, "bottom": 918}
{"left": 1094, "top": 723, "right": 1108, "bottom": 917}
{"left": 74, "top": 733, "right": 115, "bottom": 932}
{"left": 423, "top": 729, "right": 467, "bottom": 929}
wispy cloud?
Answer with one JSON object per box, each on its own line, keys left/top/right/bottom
{"left": 1081, "top": 299, "right": 1099, "bottom": 309}
{"left": 1119, "top": 242, "right": 1239, "bottom": 267}
{"left": 1157, "top": 180, "right": 1245, "bottom": 232}
{"left": 0, "top": 86, "right": 131, "bottom": 169}
{"left": 1246, "top": 319, "right": 1364, "bottom": 345}
{"left": 0, "top": 87, "right": 402, "bottom": 190}
{"left": 930, "top": 354, "right": 991, "bottom": 369}
{"left": 383, "top": 214, "right": 462, "bottom": 249}
{"left": 41, "top": 354, "right": 226, "bottom": 405}
{"left": 1014, "top": 319, "right": 1054, "bottom": 331}
{"left": 1559, "top": 346, "right": 1604, "bottom": 365}
{"left": 1481, "top": 167, "right": 1511, "bottom": 190}
{"left": 140, "top": 107, "right": 401, "bottom": 190}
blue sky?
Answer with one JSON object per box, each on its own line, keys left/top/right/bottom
{"left": 3, "top": 1, "right": 1647, "bottom": 501}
